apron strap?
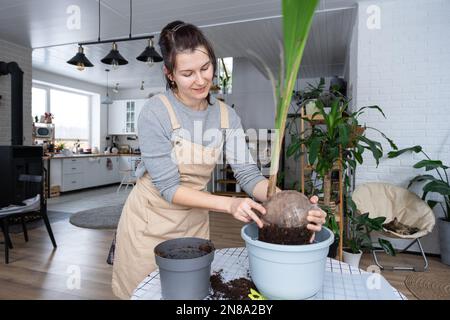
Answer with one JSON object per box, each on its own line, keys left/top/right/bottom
{"left": 218, "top": 100, "right": 229, "bottom": 129}
{"left": 156, "top": 94, "right": 181, "bottom": 130}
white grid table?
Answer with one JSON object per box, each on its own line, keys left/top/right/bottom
{"left": 132, "top": 247, "right": 407, "bottom": 300}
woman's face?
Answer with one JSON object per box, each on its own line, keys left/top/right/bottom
{"left": 169, "top": 45, "right": 213, "bottom": 101}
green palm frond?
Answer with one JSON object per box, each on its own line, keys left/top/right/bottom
{"left": 267, "top": 0, "right": 319, "bottom": 197}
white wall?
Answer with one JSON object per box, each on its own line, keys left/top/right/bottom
{"left": 225, "top": 57, "right": 276, "bottom": 130}
{"left": 32, "top": 68, "right": 108, "bottom": 151}
{"left": 352, "top": 0, "right": 450, "bottom": 254}
{"left": 345, "top": 9, "right": 359, "bottom": 109}
{"left": 0, "top": 39, "right": 32, "bottom": 145}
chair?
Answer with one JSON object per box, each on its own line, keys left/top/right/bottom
{"left": 352, "top": 182, "right": 435, "bottom": 271}
{"left": 116, "top": 157, "right": 139, "bottom": 193}
{"left": 0, "top": 174, "right": 57, "bottom": 264}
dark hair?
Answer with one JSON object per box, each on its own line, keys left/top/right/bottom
{"left": 158, "top": 20, "right": 217, "bottom": 105}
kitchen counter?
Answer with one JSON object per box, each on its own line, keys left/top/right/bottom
{"left": 42, "top": 153, "right": 142, "bottom": 196}
{"left": 43, "top": 153, "right": 141, "bottom": 160}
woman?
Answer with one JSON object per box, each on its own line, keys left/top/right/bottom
{"left": 112, "top": 20, "right": 326, "bottom": 299}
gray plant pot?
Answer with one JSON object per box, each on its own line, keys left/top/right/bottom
{"left": 154, "top": 237, "right": 215, "bottom": 300}
{"left": 438, "top": 218, "right": 450, "bottom": 266}
{"left": 242, "top": 223, "right": 334, "bottom": 300}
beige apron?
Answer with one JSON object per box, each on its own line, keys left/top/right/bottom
{"left": 112, "top": 94, "right": 229, "bottom": 299}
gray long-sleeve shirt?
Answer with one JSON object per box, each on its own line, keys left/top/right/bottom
{"left": 135, "top": 90, "right": 265, "bottom": 203}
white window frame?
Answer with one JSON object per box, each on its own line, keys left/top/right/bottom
{"left": 31, "top": 82, "right": 92, "bottom": 146}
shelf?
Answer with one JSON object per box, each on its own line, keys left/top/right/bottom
{"left": 299, "top": 110, "right": 344, "bottom": 261}
{"left": 212, "top": 191, "right": 247, "bottom": 198}
{"left": 303, "top": 163, "right": 340, "bottom": 172}
{"left": 217, "top": 179, "right": 238, "bottom": 184}
{"left": 303, "top": 113, "right": 325, "bottom": 123}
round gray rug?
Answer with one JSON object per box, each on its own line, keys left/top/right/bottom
{"left": 69, "top": 205, "right": 124, "bottom": 229}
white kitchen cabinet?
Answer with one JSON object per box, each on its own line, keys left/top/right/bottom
{"left": 84, "top": 157, "right": 102, "bottom": 187}
{"left": 48, "top": 158, "right": 62, "bottom": 188}
{"left": 100, "top": 156, "right": 121, "bottom": 184}
{"left": 108, "top": 99, "right": 146, "bottom": 135}
{"left": 85, "top": 156, "right": 120, "bottom": 187}
{"left": 62, "top": 173, "right": 85, "bottom": 191}
{"left": 108, "top": 100, "right": 126, "bottom": 135}
{"left": 61, "top": 158, "right": 86, "bottom": 192}
{"left": 58, "top": 156, "right": 121, "bottom": 192}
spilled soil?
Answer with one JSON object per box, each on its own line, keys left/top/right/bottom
{"left": 209, "top": 269, "right": 257, "bottom": 300}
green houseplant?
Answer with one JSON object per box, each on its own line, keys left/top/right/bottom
{"left": 343, "top": 212, "right": 395, "bottom": 267}
{"left": 347, "top": 213, "right": 396, "bottom": 254}
{"left": 323, "top": 206, "right": 340, "bottom": 258}
{"left": 286, "top": 80, "right": 398, "bottom": 262}
{"left": 287, "top": 88, "right": 397, "bottom": 206}
{"left": 218, "top": 58, "right": 231, "bottom": 95}
{"left": 388, "top": 145, "right": 450, "bottom": 265}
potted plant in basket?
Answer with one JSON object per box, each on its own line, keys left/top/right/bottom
{"left": 388, "top": 145, "right": 450, "bottom": 265}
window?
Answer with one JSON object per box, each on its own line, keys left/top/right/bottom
{"left": 32, "top": 84, "right": 91, "bottom": 148}
{"left": 217, "top": 57, "right": 233, "bottom": 94}
{"left": 50, "top": 89, "right": 90, "bottom": 147}
{"left": 31, "top": 87, "right": 47, "bottom": 122}
{"left": 126, "top": 101, "right": 135, "bottom": 133}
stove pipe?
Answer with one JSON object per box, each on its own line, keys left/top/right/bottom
{"left": 0, "top": 61, "right": 24, "bottom": 145}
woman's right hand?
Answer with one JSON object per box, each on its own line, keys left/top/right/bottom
{"left": 228, "top": 197, "right": 266, "bottom": 228}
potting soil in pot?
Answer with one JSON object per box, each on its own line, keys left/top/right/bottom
{"left": 259, "top": 191, "right": 314, "bottom": 245}
{"left": 155, "top": 242, "right": 213, "bottom": 259}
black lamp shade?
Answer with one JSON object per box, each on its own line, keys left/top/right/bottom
{"left": 67, "top": 46, "right": 94, "bottom": 67}
{"left": 136, "top": 45, "right": 163, "bottom": 63}
{"left": 101, "top": 43, "right": 128, "bottom": 65}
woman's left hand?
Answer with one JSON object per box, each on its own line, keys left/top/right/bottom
{"left": 307, "top": 195, "right": 327, "bottom": 243}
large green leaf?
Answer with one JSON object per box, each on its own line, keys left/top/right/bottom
{"left": 364, "top": 216, "right": 386, "bottom": 232}
{"left": 282, "top": 0, "right": 319, "bottom": 81}
{"left": 268, "top": 0, "right": 319, "bottom": 196}
{"left": 352, "top": 149, "right": 363, "bottom": 164}
{"left": 407, "top": 174, "right": 437, "bottom": 188}
{"left": 287, "top": 137, "right": 301, "bottom": 157}
{"left": 338, "top": 123, "right": 349, "bottom": 146}
{"left": 347, "top": 158, "right": 357, "bottom": 170}
{"left": 423, "top": 180, "right": 450, "bottom": 197}
{"left": 378, "top": 239, "right": 396, "bottom": 256}
{"left": 388, "top": 145, "right": 422, "bottom": 158}
{"left": 359, "top": 136, "right": 383, "bottom": 165}
{"left": 356, "top": 105, "right": 386, "bottom": 118}
{"left": 308, "top": 137, "right": 321, "bottom": 165}
{"left": 427, "top": 200, "right": 439, "bottom": 209}
{"left": 413, "top": 160, "right": 449, "bottom": 171}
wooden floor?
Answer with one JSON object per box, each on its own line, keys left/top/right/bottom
{"left": 0, "top": 210, "right": 449, "bottom": 299}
